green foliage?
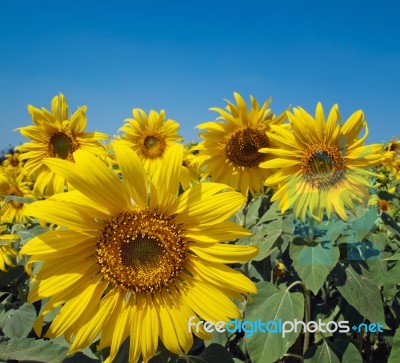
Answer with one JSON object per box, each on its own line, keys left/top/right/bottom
{"left": 0, "top": 337, "right": 69, "bottom": 362}
{"left": 1, "top": 168, "right": 400, "bottom": 363}
{"left": 290, "top": 238, "right": 339, "bottom": 295}
{"left": 245, "top": 282, "right": 304, "bottom": 363}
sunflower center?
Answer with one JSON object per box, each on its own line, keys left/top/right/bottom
{"left": 96, "top": 210, "right": 187, "bottom": 293}
{"left": 48, "top": 132, "right": 78, "bottom": 160}
{"left": 225, "top": 128, "right": 269, "bottom": 167}
{"left": 8, "top": 155, "right": 20, "bottom": 167}
{"left": 139, "top": 132, "right": 167, "bottom": 159}
{"left": 301, "top": 144, "right": 345, "bottom": 189}
{"left": 6, "top": 186, "right": 24, "bottom": 209}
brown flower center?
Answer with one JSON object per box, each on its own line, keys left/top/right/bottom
{"left": 138, "top": 132, "right": 167, "bottom": 159}
{"left": 96, "top": 210, "right": 187, "bottom": 293}
{"left": 225, "top": 128, "right": 269, "bottom": 167}
{"left": 300, "top": 144, "right": 345, "bottom": 189}
{"left": 379, "top": 199, "right": 391, "bottom": 213}
{"left": 48, "top": 132, "right": 79, "bottom": 160}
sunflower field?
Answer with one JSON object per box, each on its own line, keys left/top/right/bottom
{"left": 0, "top": 93, "right": 399, "bottom": 363}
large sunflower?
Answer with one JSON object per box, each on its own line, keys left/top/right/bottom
{"left": 16, "top": 94, "right": 109, "bottom": 197}
{"left": 194, "top": 92, "right": 286, "bottom": 196}
{"left": 260, "top": 103, "right": 383, "bottom": 220}
{"left": 21, "top": 143, "right": 258, "bottom": 362}
{"left": 119, "top": 108, "right": 182, "bottom": 176}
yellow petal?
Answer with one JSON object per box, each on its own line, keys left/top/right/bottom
{"left": 190, "top": 243, "right": 258, "bottom": 263}
{"left": 112, "top": 141, "right": 148, "bottom": 208}
{"left": 188, "top": 257, "right": 257, "bottom": 294}
{"left": 171, "top": 183, "right": 246, "bottom": 227}
{"left": 152, "top": 143, "right": 183, "bottom": 212}
{"left": 24, "top": 200, "right": 100, "bottom": 231}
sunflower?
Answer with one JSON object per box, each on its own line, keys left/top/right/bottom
{"left": 2, "top": 151, "right": 22, "bottom": 175}
{"left": 16, "top": 93, "right": 109, "bottom": 197}
{"left": 21, "top": 142, "right": 258, "bottom": 362}
{"left": 0, "top": 169, "right": 36, "bottom": 224}
{"left": 260, "top": 103, "right": 383, "bottom": 220}
{"left": 119, "top": 108, "right": 183, "bottom": 176}
{"left": 369, "top": 195, "right": 392, "bottom": 214}
{"left": 0, "top": 225, "right": 19, "bottom": 271}
{"left": 194, "top": 92, "right": 286, "bottom": 196}
{"left": 181, "top": 143, "right": 200, "bottom": 190}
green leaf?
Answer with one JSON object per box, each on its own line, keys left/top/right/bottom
{"left": 381, "top": 213, "right": 400, "bottom": 237}
{"left": 244, "top": 197, "right": 262, "bottom": 227}
{"left": 245, "top": 281, "right": 304, "bottom": 363}
{"left": 244, "top": 220, "right": 282, "bottom": 261}
{"left": 0, "top": 303, "right": 36, "bottom": 338}
{"left": 0, "top": 337, "right": 69, "bottom": 362}
{"left": 388, "top": 328, "right": 400, "bottom": 363}
{"left": 304, "top": 340, "right": 340, "bottom": 363}
{"left": 64, "top": 351, "right": 101, "bottom": 363}
{"left": 182, "top": 343, "right": 233, "bottom": 363}
{"left": 341, "top": 342, "right": 362, "bottom": 362}
{"left": 290, "top": 238, "right": 339, "bottom": 295}
{"left": 350, "top": 207, "right": 377, "bottom": 241}
{"left": 384, "top": 252, "right": 400, "bottom": 261}
{"left": 383, "top": 261, "right": 400, "bottom": 300}
{"left": 305, "top": 339, "right": 362, "bottom": 363}
{"left": 368, "top": 233, "right": 388, "bottom": 251}
{"left": 322, "top": 220, "right": 348, "bottom": 243}
{"left": 18, "top": 225, "right": 48, "bottom": 243}
{"left": 257, "top": 201, "right": 281, "bottom": 225}
{"left": 1, "top": 195, "right": 36, "bottom": 205}
{"left": 366, "top": 252, "right": 390, "bottom": 287}
{"left": 204, "top": 329, "right": 230, "bottom": 347}
{"left": 334, "top": 263, "right": 387, "bottom": 326}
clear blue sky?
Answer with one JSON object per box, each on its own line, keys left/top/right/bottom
{"left": 1, "top": 0, "right": 399, "bottom": 151}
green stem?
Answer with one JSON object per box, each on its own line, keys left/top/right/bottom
{"left": 308, "top": 216, "right": 315, "bottom": 243}
{"left": 285, "top": 281, "right": 312, "bottom": 356}
{"left": 286, "top": 280, "right": 304, "bottom": 292}
{"left": 357, "top": 331, "right": 363, "bottom": 355}
{"left": 303, "top": 287, "right": 311, "bottom": 355}
{"left": 17, "top": 284, "right": 26, "bottom": 303}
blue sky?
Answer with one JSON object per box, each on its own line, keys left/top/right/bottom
{"left": 1, "top": 0, "right": 399, "bottom": 151}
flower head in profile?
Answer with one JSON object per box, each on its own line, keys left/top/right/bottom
{"left": 0, "top": 169, "right": 36, "bottom": 224}
{"left": 21, "top": 142, "right": 257, "bottom": 362}
{"left": 2, "top": 151, "right": 22, "bottom": 175}
{"left": 181, "top": 143, "right": 200, "bottom": 190}
{"left": 260, "top": 103, "right": 383, "bottom": 220}
{"left": 119, "top": 108, "right": 182, "bottom": 176}
{"left": 0, "top": 226, "right": 19, "bottom": 271}
{"left": 381, "top": 137, "right": 400, "bottom": 179}
{"left": 16, "top": 94, "right": 109, "bottom": 196}
{"left": 194, "top": 93, "right": 286, "bottom": 196}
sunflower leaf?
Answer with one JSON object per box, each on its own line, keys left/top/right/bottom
{"left": 350, "top": 207, "right": 378, "bottom": 241}
{"left": 333, "top": 262, "right": 387, "bottom": 327}
{"left": 290, "top": 238, "right": 340, "bottom": 295}
{"left": 182, "top": 343, "right": 234, "bottom": 363}
{"left": 0, "top": 303, "right": 36, "bottom": 338}
{"left": 0, "top": 337, "right": 69, "bottom": 363}
{"left": 245, "top": 281, "right": 304, "bottom": 363}
{"left": 241, "top": 220, "right": 282, "bottom": 261}
{"left": 304, "top": 340, "right": 340, "bottom": 363}
{"left": 0, "top": 195, "right": 36, "bottom": 205}
{"left": 388, "top": 328, "right": 400, "bottom": 363}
